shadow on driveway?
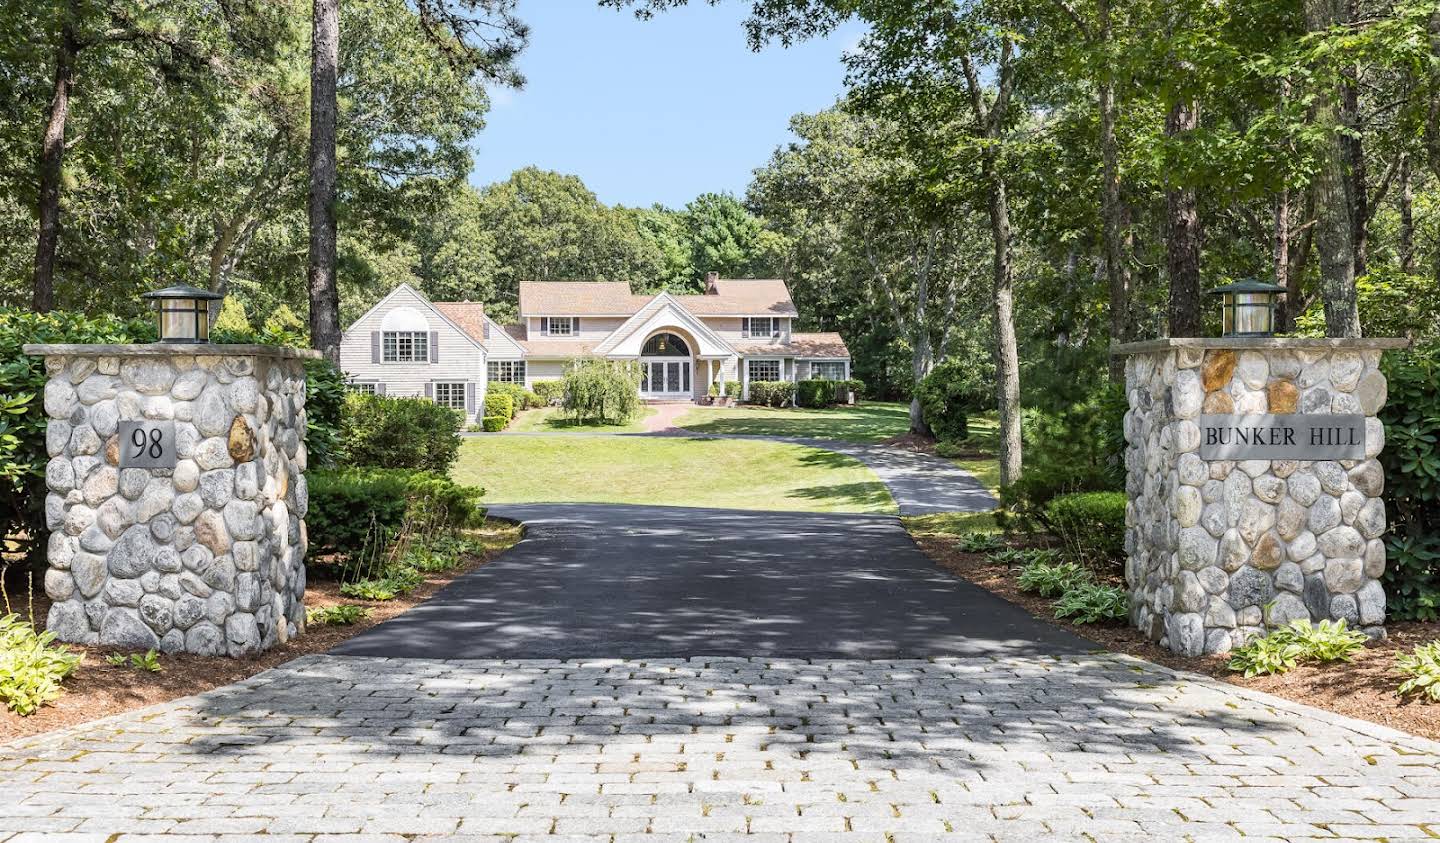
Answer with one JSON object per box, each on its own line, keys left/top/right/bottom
{"left": 330, "top": 503, "right": 1090, "bottom": 660}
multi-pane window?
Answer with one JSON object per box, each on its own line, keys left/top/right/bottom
{"left": 349, "top": 382, "right": 377, "bottom": 395}
{"left": 433, "top": 382, "right": 466, "bottom": 410}
{"left": 747, "top": 359, "right": 781, "bottom": 382}
{"left": 488, "top": 360, "right": 526, "bottom": 384}
{"left": 741, "top": 317, "right": 778, "bottom": 338}
{"left": 382, "top": 331, "right": 428, "bottom": 362}
{"left": 542, "top": 317, "right": 575, "bottom": 336}
{"left": 811, "top": 362, "right": 847, "bottom": 380}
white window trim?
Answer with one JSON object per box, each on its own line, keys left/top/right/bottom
{"left": 808, "top": 360, "right": 849, "bottom": 380}
{"left": 542, "top": 316, "right": 575, "bottom": 337}
{"left": 349, "top": 381, "right": 378, "bottom": 395}
{"left": 741, "top": 317, "right": 779, "bottom": 339}
{"left": 381, "top": 330, "right": 429, "bottom": 363}
{"left": 487, "top": 360, "right": 527, "bottom": 385}
{"left": 432, "top": 381, "right": 466, "bottom": 410}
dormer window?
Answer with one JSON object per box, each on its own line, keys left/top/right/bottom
{"left": 742, "top": 317, "right": 779, "bottom": 338}
{"left": 540, "top": 316, "right": 576, "bottom": 336}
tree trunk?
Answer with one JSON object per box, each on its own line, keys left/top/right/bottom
{"left": 1399, "top": 153, "right": 1414, "bottom": 274}
{"left": 1165, "top": 99, "right": 1202, "bottom": 337}
{"left": 1098, "top": 0, "right": 1130, "bottom": 378}
{"left": 985, "top": 161, "right": 1022, "bottom": 488}
{"left": 1303, "top": 0, "right": 1361, "bottom": 337}
{"left": 308, "top": 0, "right": 342, "bottom": 361}
{"left": 1274, "top": 187, "right": 1296, "bottom": 332}
{"left": 33, "top": 17, "right": 79, "bottom": 313}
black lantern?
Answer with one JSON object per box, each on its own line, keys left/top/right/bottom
{"left": 141, "top": 284, "right": 224, "bottom": 343}
{"left": 1210, "top": 279, "right": 1285, "bottom": 337}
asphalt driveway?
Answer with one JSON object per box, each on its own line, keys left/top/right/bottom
{"left": 331, "top": 503, "right": 1089, "bottom": 659}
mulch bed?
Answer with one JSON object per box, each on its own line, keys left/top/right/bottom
{"left": 0, "top": 518, "right": 523, "bottom": 743}
{"left": 912, "top": 534, "right": 1440, "bottom": 742}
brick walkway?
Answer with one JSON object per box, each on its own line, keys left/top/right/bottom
{"left": 4, "top": 653, "right": 1439, "bottom": 841}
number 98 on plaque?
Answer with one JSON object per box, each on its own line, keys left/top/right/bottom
{"left": 117, "top": 421, "right": 177, "bottom": 469}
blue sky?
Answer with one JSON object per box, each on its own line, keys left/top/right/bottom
{"left": 467, "top": 3, "right": 864, "bottom": 209}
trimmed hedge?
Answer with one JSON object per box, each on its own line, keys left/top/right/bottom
{"left": 796, "top": 379, "right": 849, "bottom": 408}
{"left": 484, "top": 391, "right": 515, "bottom": 422}
{"left": 307, "top": 468, "right": 485, "bottom": 562}
{"left": 339, "top": 393, "right": 463, "bottom": 474}
{"left": 917, "top": 361, "right": 989, "bottom": 442}
{"left": 482, "top": 415, "right": 507, "bottom": 432}
{"left": 1045, "top": 491, "right": 1126, "bottom": 568}
{"left": 748, "top": 380, "right": 795, "bottom": 407}
{"left": 531, "top": 380, "right": 564, "bottom": 404}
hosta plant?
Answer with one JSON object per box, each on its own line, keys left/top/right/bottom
{"left": 1016, "top": 559, "right": 1093, "bottom": 598}
{"left": 306, "top": 604, "right": 370, "bottom": 626}
{"left": 1228, "top": 633, "right": 1307, "bottom": 678}
{"left": 1227, "top": 619, "right": 1368, "bottom": 678}
{"left": 1395, "top": 641, "right": 1440, "bottom": 702}
{"left": 0, "top": 614, "right": 83, "bottom": 715}
{"left": 340, "top": 579, "right": 399, "bottom": 601}
{"left": 957, "top": 531, "right": 1005, "bottom": 553}
{"left": 1052, "top": 584, "right": 1130, "bottom": 624}
{"left": 987, "top": 547, "right": 1061, "bottom": 568}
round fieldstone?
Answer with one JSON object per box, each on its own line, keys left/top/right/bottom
{"left": 1276, "top": 497, "right": 1306, "bottom": 541}
{"left": 200, "top": 555, "right": 237, "bottom": 593}
{"left": 205, "top": 591, "right": 234, "bottom": 625}
{"left": 1308, "top": 496, "right": 1342, "bottom": 534}
{"left": 150, "top": 513, "right": 177, "bottom": 542}
{"left": 1323, "top": 557, "right": 1365, "bottom": 594}
{"left": 173, "top": 595, "right": 205, "bottom": 630}
{"left": 1205, "top": 595, "right": 1236, "bottom": 627}
{"left": 139, "top": 594, "right": 174, "bottom": 633}
{"left": 1275, "top": 561, "right": 1303, "bottom": 593}
{"left": 133, "top": 480, "right": 173, "bottom": 523}
{"left": 1236, "top": 352, "right": 1268, "bottom": 389}
{"left": 158, "top": 629, "right": 185, "bottom": 654}
{"left": 172, "top": 368, "right": 207, "bottom": 401}
{"left": 1197, "top": 566, "right": 1228, "bottom": 595}
{"left": 1238, "top": 500, "right": 1276, "bottom": 545}
{"left": 1355, "top": 498, "right": 1385, "bottom": 539}
{"left": 1228, "top": 566, "right": 1274, "bottom": 609}
{"left": 117, "top": 468, "right": 148, "bottom": 501}
{"left": 107, "top": 523, "right": 160, "bottom": 579}
{"left": 1200, "top": 502, "right": 1226, "bottom": 538}
{"left": 172, "top": 492, "right": 204, "bottom": 525}
{"left": 185, "top": 621, "right": 226, "bottom": 656}
{"left": 1203, "top": 628, "right": 1232, "bottom": 655}
{"left": 71, "top": 551, "right": 107, "bottom": 598}
{"left": 1178, "top": 453, "right": 1207, "bottom": 486}
{"left": 1171, "top": 370, "right": 1202, "bottom": 419}
{"left": 226, "top": 612, "right": 261, "bottom": 658}
{"left": 198, "top": 470, "right": 234, "bottom": 509}
{"left": 1329, "top": 352, "right": 1363, "bottom": 391}
{"left": 1301, "top": 387, "right": 1332, "bottom": 414}
{"left": 99, "top": 607, "right": 159, "bottom": 650}
{"left": 193, "top": 389, "right": 230, "bottom": 437}
{"left": 121, "top": 358, "right": 176, "bottom": 395}
{"left": 1252, "top": 532, "right": 1285, "bottom": 570}
{"left": 44, "top": 379, "right": 79, "bottom": 419}
{"left": 1265, "top": 592, "right": 1309, "bottom": 626}
{"left": 1318, "top": 525, "right": 1365, "bottom": 560}
{"left": 1331, "top": 392, "right": 1362, "bottom": 414}
{"left": 48, "top": 532, "right": 76, "bottom": 570}
{"left": 1364, "top": 417, "right": 1384, "bottom": 458}
{"left": 1357, "top": 580, "right": 1385, "bottom": 624}
{"left": 46, "top": 457, "right": 75, "bottom": 493}
{"left": 46, "top": 600, "right": 91, "bottom": 642}
{"left": 1252, "top": 475, "right": 1285, "bottom": 504}
{"left": 1364, "top": 539, "right": 1386, "bottom": 578}
{"left": 103, "top": 577, "right": 143, "bottom": 607}
{"left": 1348, "top": 460, "right": 1384, "bottom": 497}
{"left": 1329, "top": 593, "right": 1359, "bottom": 625}
{"left": 44, "top": 568, "right": 75, "bottom": 601}
{"left": 1288, "top": 471, "right": 1321, "bottom": 506}
{"left": 224, "top": 500, "right": 260, "bottom": 541}
{"left": 90, "top": 402, "right": 118, "bottom": 437}
{"left": 194, "top": 437, "right": 233, "bottom": 470}
{"left": 1288, "top": 530, "right": 1318, "bottom": 563}
{"left": 1218, "top": 529, "right": 1248, "bottom": 572}
{"left": 172, "top": 460, "right": 200, "bottom": 493}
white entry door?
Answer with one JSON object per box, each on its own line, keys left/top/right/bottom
{"left": 640, "top": 359, "right": 691, "bottom": 397}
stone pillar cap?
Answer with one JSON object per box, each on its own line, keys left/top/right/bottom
{"left": 1111, "top": 337, "right": 1410, "bottom": 356}
{"left": 22, "top": 343, "right": 323, "bottom": 360}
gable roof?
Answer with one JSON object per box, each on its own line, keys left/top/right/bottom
{"left": 674, "top": 279, "right": 798, "bottom": 316}
{"left": 517, "top": 278, "right": 799, "bottom": 317}
{"left": 518, "top": 281, "right": 649, "bottom": 316}
{"left": 592, "top": 292, "right": 735, "bottom": 358}
{"left": 431, "top": 301, "right": 486, "bottom": 341}
{"left": 734, "top": 332, "right": 850, "bottom": 359}
{"left": 340, "top": 283, "right": 484, "bottom": 352}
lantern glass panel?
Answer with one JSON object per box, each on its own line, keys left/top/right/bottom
{"left": 1233, "top": 292, "right": 1273, "bottom": 335}
{"left": 159, "top": 299, "right": 204, "bottom": 341}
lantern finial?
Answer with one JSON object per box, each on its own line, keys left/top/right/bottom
{"left": 1209, "top": 279, "right": 1286, "bottom": 337}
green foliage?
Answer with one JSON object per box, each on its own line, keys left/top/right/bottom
{"left": 339, "top": 579, "right": 400, "bottom": 601}
{"left": 484, "top": 391, "right": 516, "bottom": 422}
{"left": 263, "top": 305, "right": 307, "bottom": 338}
{"left": 934, "top": 440, "right": 968, "bottom": 458}
{"left": 1016, "top": 559, "right": 1094, "bottom": 598}
{"left": 562, "top": 360, "right": 641, "bottom": 424}
{"left": 306, "top": 468, "right": 483, "bottom": 562}
{"left": 305, "top": 604, "right": 370, "bottom": 626}
{"left": 1045, "top": 491, "right": 1127, "bottom": 567}
{"left": 0, "top": 614, "right": 82, "bottom": 715}
{"left": 1395, "top": 641, "right": 1440, "bottom": 703}
{"left": 1000, "top": 386, "right": 1128, "bottom": 530}
{"left": 682, "top": 192, "right": 783, "bottom": 280}
{"left": 724, "top": 381, "right": 743, "bottom": 398}
{"left": 747, "top": 380, "right": 796, "bottom": 408}
{"left": 957, "top": 531, "right": 1004, "bottom": 553}
{"left": 0, "top": 308, "right": 147, "bottom": 565}
{"left": 531, "top": 380, "right": 564, "bottom": 404}
{"left": 796, "top": 379, "right": 846, "bottom": 408}
{"left": 1052, "top": 583, "right": 1130, "bottom": 624}
{"left": 1227, "top": 620, "right": 1368, "bottom": 678}
{"left": 987, "top": 547, "right": 1061, "bottom": 567}
{"left": 917, "top": 360, "right": 990, "bottom": 442}
{"left": 339, "top": 393, "right": 462, "bottom": 473}
{"left": 106, "top": 649, "right": 162, "bottom": 673}
{"left": 1379, "top": 340, "right": 1440, "bottom": 621}
{"left": 1295, "top": 268, "right": 1440, "bottom": 340}
{"left": 305, "top": 359, "right": 348, "bottom": 470}
{"left": 482, "top": 415, "right": 507, "bottom": 432}
{"left": 210, "top": 297, "right": 253, "bottom": 339}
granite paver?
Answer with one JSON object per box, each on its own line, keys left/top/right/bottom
{"left": 3, "top": 653, "right": 1438, "bottom": 841}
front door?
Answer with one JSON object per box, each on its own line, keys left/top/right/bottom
{"left": 641, "top": 359, "right": 691, "bottom": 397}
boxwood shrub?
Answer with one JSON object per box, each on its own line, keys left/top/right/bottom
{"left": 796, "top": 379, "right": 846, "bottom": 408}
{"left": 748, "top": 380, "right": 795, "bottom": 407}
{"left": 307, "top": 468, "right": 485, "bottom": 563}
{"left": 531, "top": 380, "right": 563, "bottom": 404}
{"left": 481, "top": 414, "right": 507, "bottom": 432}
{"left": 484, "top": 390, "right": 515, "bottom": 422}
{"left": 339, "top": 393, "right": 462, "bottom": 474}
{"left": 1045, "top": 491, "right": 1127, "bottom": 568}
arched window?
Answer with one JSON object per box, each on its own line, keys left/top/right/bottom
{"left": 642, "top": 333, "right": 690, "bottom": 357}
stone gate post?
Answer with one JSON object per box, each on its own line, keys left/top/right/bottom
{"left": 1113, "top": 338, "right": 1408, "bottom": 656}
{"left": 24, "top": 343, "right": 318, "bottom": 657}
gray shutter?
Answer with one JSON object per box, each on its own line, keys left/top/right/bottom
{"left": 465, "top": 382, "right": 476, "bottom": 413}
{"left": 573, "top": 317, "right": 580, "bottom": 334}
{"left": 483, "top": 321, "right": 490, "bottom": 339}
{"left": 371, "top": 331, "right": 381, "bottom": 363}
{"left": 429, "top": 330, "right": 439, "bottom": 363}
{"left": 376, "top": 382, "right": 387, "bottom": 395}
{"left": 424, "top": 383, "right": 433, "bottom": 399}
{"left": 540, "top": 317, "right": 549, "bottom": 336}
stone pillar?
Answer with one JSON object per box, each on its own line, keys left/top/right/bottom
{"left": 1114, "top": 338, "right": 1407, "bottom": 656}
{"left": 25, "top": 343, "right": 319, "bottom": 657}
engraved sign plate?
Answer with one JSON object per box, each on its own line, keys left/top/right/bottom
{"left": 1199, "top": 414, "right": 1365, "bottom": 461}
{"left": 117, "top": 420, "right": 177, "bottom": 469}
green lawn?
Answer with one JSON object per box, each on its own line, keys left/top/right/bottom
{"left": 672, "top": 402, "right": 911, "bottom": 443}
{"left": 949, "top": 413, "right": 1001, "bottom": 494}
{"left": 506, "top": 406, "right": 656, "bottom": 433}
{"left": 454, "top": 435, "right": 896, "bottom": 514}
